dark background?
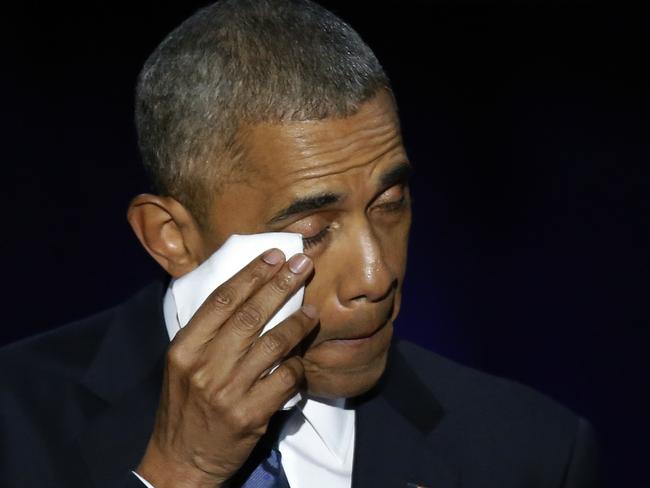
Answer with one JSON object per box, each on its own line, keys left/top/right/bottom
{"left": 1, "top": 1, "right": 648, "bottom": 486}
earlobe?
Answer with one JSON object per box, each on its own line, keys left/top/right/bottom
{"left": 126, "top": 194, "right": 203, "bottom": 278}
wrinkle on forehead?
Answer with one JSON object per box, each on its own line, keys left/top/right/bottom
{"left": 250, "top": 109, "right": 403, "bottom": 183}
{"left": 233, "top": 91, "right": 406, "bottom": 200}
{"left": 285, "top": 121, "right": 398, "bottom": 166}
{"left": 285, "top": 137, "right": 405, "bottom": 184}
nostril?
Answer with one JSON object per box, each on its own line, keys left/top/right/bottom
{"left": 350, "top": 278, "right": 397, "bottom": 304}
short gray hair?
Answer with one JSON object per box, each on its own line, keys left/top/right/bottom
{"left": 135, "top": 0, "right": 392, "bottom": 226}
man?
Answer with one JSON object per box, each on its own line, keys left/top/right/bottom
{"left": 0, "top": 0, "right": 599, "bottom": 487}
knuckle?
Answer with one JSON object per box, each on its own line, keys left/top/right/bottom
{"left": 229, "top": 406, "right": 254, "bottom": 431}
{"left": 210, "top": 384, "right": 234, "bottom": 410}
{"left": 292, "top": 310, "right": 312, "bottom": 329}
{"left": 284, "top": 314, "right": 311, "bottom": 339}
{"left": 260, "top": 331, "right": 286, "bottom": 356}
{"left": 188, "top": 368, "right": 209, "bottom": 391}
{"left": 166, "top": 345, "right": 190, "bottom": 373}
{"left": 249, "top": 265, "right": 269, "bottom": 286}
{"left": 210, "top": 285, "right": 237, "bottom": 312}
{"left": 233, "top": 302, "right": 264, "bottom": 333}
{"left": 276, "top": 364, "right": 300, "bottom": 387}
{"left": 270, "top": 271, "right": 294, "bottom": 294}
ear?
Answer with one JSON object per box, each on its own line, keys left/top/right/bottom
{"left": 127, "top": 194, "right": 206, "bottom": 278}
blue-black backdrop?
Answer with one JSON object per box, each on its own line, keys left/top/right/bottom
{"left": 1, "top": 1, "right": 648, "bottom": 486}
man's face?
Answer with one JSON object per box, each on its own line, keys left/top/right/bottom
{"left": 200, "top": 91, "right": 411, "bottom": 399}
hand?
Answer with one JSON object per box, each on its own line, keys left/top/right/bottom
{"left": 136, "top": 249, "right": 318, "bottom": 488}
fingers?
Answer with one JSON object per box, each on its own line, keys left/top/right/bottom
{"left": 173, "top": 248, "right": 286, "bottom": 349}
{"left": 147, "top": 248, "right": 318, "bottom": 486}
{"left": 213, "top": 253, "right": 314, "bottom": 354}
{"left": 236, "top": 305, "right": 319, "bottom": 390}
{"left": 249, "top": 356, "right": 307, "bottom": 413}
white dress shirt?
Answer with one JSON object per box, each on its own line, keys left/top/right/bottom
{"left": 133, "top": 286, "right": 355, "bottom": 488}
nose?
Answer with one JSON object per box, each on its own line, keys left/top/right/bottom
{"left": 337, "top": 224, "right": 395, "bottom": 306}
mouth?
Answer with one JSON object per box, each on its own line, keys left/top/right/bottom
{"left": 329, "top": 319, "right": 388, "bottom": 344}
{"left": 320, "top": 300, "right": 395, "bottom": 343}
{"left": 299, "top": 298, "right": 398, "bottom": 370}
{"left": 304, "top": 318, "right": 394, "bottom": 374}
{"left": 313, "top": 303, "right": 395, "bottom": 357}
{"left": 299, "top": 297, "right": 400, "bottom": 396}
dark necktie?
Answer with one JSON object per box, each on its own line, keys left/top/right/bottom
{"left": 230, "top": 409, "right": 293, "bottom": 488}
{"left": 240, "top": 444, "right": 290, "bottom": 488}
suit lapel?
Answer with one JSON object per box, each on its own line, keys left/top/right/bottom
{"left": 351, "top": 342, "right": 461, "bottom": 488}
{"left": 77, "top": 281, "right": 169, "bottom": 488}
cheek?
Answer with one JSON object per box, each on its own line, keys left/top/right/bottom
{"left": 302, "top": 211, "right": 412, "bottom": 301}
{"left": 384, "top": 229, "right": 409, "bottom": 308}
{"left": 378, "top": 210, "right": 411, "bottom": 274}
{"left": 300, "top": 252, "right": 356, "bottom": 352}
{"left": 301, "top": 256, "right": 336, "bottom": 327}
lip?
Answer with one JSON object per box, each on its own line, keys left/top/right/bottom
{"left": 305, "top": 319, "right": 394, "bottom": 372}
{"left": 331, "top": 322, "right": 386, "bottom": 343}
{"left": 323, "top": 303, "right": 395, "bottom": 343}
{"left": 323, "top": 318, "right": 391, "bottom": 348}
{"left": 328, "top": 334, "right": 376, "bottom": 348}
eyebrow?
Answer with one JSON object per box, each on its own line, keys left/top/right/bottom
{"left": 266, "top": 162, "right": 413, "bottom": 226}
{"left": 266, "top": 192, "right": 342, "bottom": 225}
{"left": 379, "top": 162, "right": 412, "bottom": 189}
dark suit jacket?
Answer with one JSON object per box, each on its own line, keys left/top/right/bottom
{"left": 0, "top": 281, "right": 599, "bottom": 487}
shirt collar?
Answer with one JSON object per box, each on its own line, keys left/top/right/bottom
{"left": 297, "top": 396, "right": 355, "bottom": 463}
{"left": 163, "top": 284, "right": 181, "bottom": 341}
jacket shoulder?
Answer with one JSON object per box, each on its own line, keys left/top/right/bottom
{"left": 0, "top": 282, "right": 166, "bottom": 487}
{"left": 0, "top": 305, "right": 118, "bottom": 386}
{"left": 395, "top": 340, "right": 580, "bottom": 426}
{"left": 394, "top": 339, "right": 597, "bottom": 484}
{"left": 0, "top": 281, "right": 165, "bottom": 388}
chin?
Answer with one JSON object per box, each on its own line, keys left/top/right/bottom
{"left": 303, "top": 346, "right": 390, "bottom": 400}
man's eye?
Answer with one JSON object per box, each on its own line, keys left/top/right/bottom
{"left": 302, "top": 225, "right": 331, "bottom": 250}
{"left": 377, "top": 195, "right": 407, "bottom": 212}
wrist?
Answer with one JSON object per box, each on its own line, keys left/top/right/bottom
{"left": 137, "top": 441, "right": 225, "bottom": 488}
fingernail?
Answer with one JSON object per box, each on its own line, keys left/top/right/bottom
{"left": 301, "top": 304, "right": 319, "bottom": 319}
{"left": 288, "top": 253, "right": 311, "bottom": 274}
{"left": 262, "top": 248, "right": 285, "bottom": 265}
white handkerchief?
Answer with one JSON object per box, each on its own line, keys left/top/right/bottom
{"left": 171, "top": 232, "right": 305, "bottom": 409}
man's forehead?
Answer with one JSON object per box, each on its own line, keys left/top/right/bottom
{"left": 239, "top": 92, "right": 404, "bottom": 184}
{"left": 206, "top": 92, "right": 407, "bottom": 235}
